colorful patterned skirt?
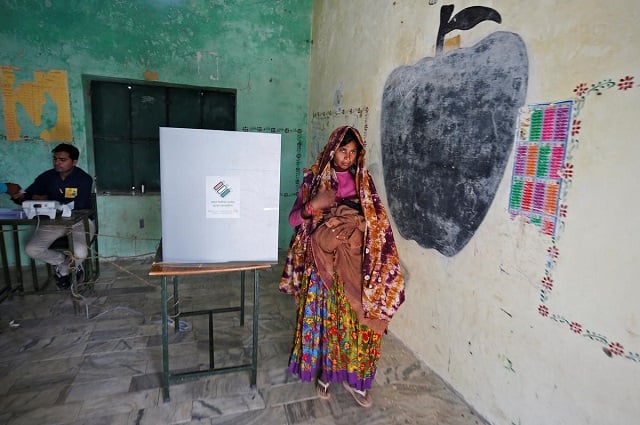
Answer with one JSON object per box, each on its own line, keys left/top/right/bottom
{"left": 287, "top": 269, "right": 383, "bottom": 391}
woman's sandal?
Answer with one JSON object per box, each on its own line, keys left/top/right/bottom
{"left": 316, "top": 379, "right": 331, "bottom": 400}
{"left": 342, "top": 381, "right": 372, "bottom": 408}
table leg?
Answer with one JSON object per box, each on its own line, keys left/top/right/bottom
{"left": 173, "top": 275, "right": 179, "bottom": 334}
{"left": 81, "top": 217, "right": 92, "bottom": 281}
{"left": 66, "top": 226, "right": 79, "bottom": 315}
{"left": 30, "top": 259, "right": 39, "bottom": 291}
{"left": 208, "top": 311, "right": 214, "bottom": 369}
{"left": 161, "top": 276, "right": 170, "bottom": 402}
{"left": 11, "top": 225, "right": 23, "bottom": 292}
{"left": 0, "top": 225, "right": 11, "bottom": 298}
{"left": 240, "top": 271, "right": 245, "bottom": 326}
{"left": 251, "top": 269, "right": 259, "bottom": 387}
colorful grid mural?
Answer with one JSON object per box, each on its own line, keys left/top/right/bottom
{"left": 508, "top": 100, "right": 573, "bottom": 236}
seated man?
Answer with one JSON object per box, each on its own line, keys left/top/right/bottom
{"left": 11, "top": 143, "right": 94, "bottom": 289}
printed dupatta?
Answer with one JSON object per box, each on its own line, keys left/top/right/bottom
{"left": 279, "top": 126, "right": 405, "bottom": 324}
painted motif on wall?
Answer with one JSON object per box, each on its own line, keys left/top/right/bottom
{"left": 310, "top": 106, "right": 369, "bottom": 160}
{"left": 381, "top": 5, "right": 528, "bottom": 257}
{"left": 241, "top": 125, "right": 304, "bottom": 198}
{"left": 242, "top": 125, "right": 303, "bottom": 249}
{"left": 0, "top": 66, "right": 72, "bottom": 142}
{"left": 508, "top": 101, "right": 573, "bottom": 237}
{"left": 538, "top": 75, "right": 640, "bottom": 364}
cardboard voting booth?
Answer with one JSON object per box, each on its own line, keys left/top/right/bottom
{"left": 159, "top": 127, "right": 281, "bottom": 263}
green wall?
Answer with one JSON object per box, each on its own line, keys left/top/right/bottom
{"left": 0, "top": 0, "right": 311, "bottom": 263}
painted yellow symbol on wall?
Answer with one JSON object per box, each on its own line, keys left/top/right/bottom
{"left": 0, "top": 66, "right": 72, "bottom": 142}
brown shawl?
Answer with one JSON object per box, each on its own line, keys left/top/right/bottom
{"left": 279, "top": 126, "right": 405, "bottom": 332}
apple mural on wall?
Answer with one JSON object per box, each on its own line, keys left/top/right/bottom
{"left": 381, "top": 4, "right": 529, "bottom": 257}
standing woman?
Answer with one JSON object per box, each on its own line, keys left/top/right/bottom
{"left": 280, "top": 126, "right": 405, "bottom": 408}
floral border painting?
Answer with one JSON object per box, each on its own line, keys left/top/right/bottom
{"left": 535, "top": 75, "right": 639, "bottom": 363}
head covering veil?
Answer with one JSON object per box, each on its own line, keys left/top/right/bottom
{"left": 279, "top": 126, "right": 405, "bottom": 324}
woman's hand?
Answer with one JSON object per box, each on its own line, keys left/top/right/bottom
{"left": 325, "top": 217, "right": 340, "bottom": 228}
{"left": 325, "top": 216, "right": 356, "bottom": 241}
{"left": 309, "top": 187, "right": 336, "bottom": 210}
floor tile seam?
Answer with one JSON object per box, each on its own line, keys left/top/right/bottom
{"left": 3, "top": 399, "right": 84, "bottom": 422}
{"left": 73, "top": 364, "right": 149, "bottom": 381}
{"left": 87, "top": 331, "right": 155, "bottom": 344}
{"left": 82, "top": 346, "right": 160, "bottom": 361}
{"left": 0, "top": 352, "right": 88, "bottom": 365}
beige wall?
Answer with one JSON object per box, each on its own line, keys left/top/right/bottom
{"left": 308, "top": 1, "right": 640, "bottom": 424}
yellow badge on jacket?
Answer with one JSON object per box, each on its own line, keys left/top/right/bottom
{"left": 64, "top": 187, "right": 78, "bottom": 198}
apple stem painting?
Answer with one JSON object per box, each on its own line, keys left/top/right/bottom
{"left": 435, "top": 5, "right": 502, "bottom": 56}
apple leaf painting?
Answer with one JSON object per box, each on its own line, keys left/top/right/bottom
{"left": 381, "top": 5, "right": 529, "bottom": 257}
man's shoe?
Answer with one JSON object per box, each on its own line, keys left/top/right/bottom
{"left": 75, "top": 264, "right": 85, "bottom": 283}
{"left": 54, "top": 266, "right": 71, "bottom": 290}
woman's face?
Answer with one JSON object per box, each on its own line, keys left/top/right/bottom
{"left": 333, "top": 140, "right": 358, "bottom": 171}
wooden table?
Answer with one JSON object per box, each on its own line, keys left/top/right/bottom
{"left": 0, "top": 209, "right": 93, "bottom": 300}
{"left": 149, "top": 245, "right": 274, "bottom": 402}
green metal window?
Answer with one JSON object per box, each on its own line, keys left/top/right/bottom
{"left": 90, "top": 80, "right": 236, "bottom": 192}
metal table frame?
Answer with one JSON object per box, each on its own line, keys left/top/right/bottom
{"left": 149, "top": 247, "right": 273, "bottom": 402}
{"left": 0, "top": 209, "right": 92, "bottom": 300}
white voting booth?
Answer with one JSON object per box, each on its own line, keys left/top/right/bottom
{"left": 159, "top": 127, "right": 281, "bottom": 263}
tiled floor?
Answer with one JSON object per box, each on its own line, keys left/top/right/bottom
{"left": 0, "top": 256, "right": 489, "bottom": 425}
